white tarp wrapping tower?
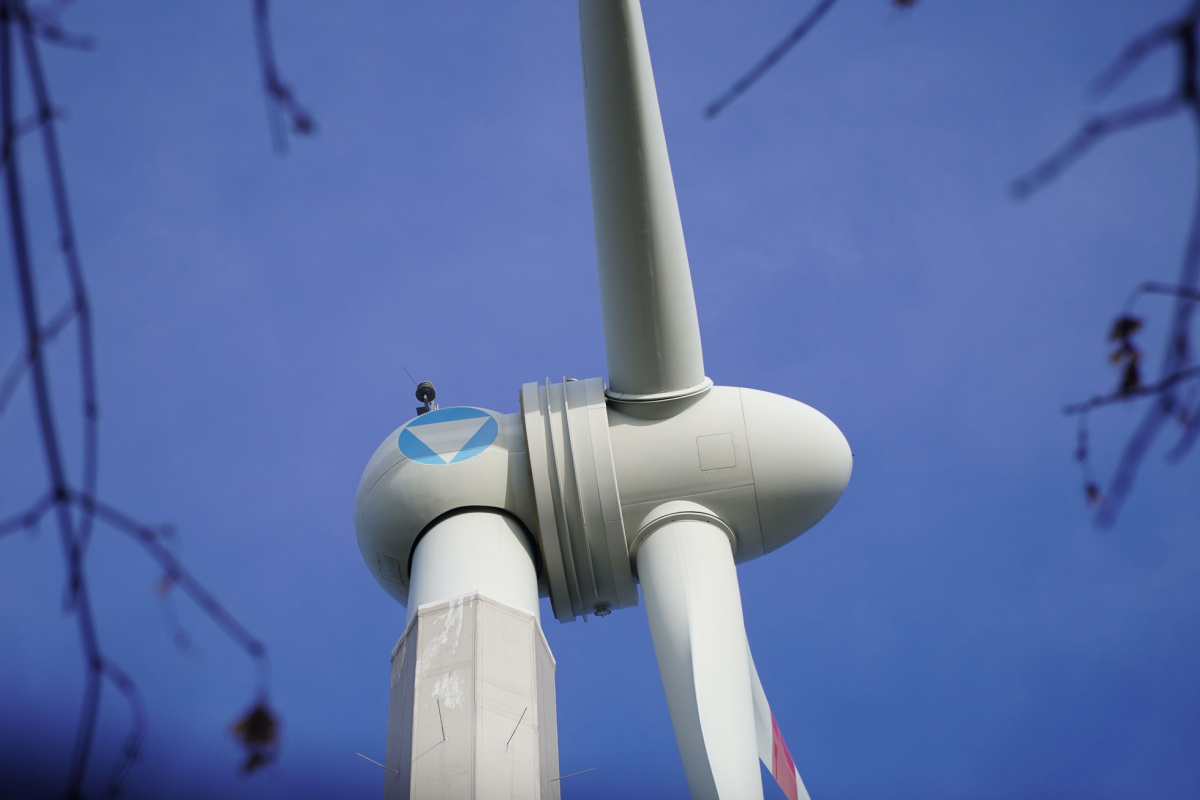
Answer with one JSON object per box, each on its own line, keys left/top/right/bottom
{"left": 385, "top": 594, "right": 559, "bottom": 800}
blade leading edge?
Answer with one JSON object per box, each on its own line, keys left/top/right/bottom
{"left": 748, "top": 648, "right": 813, "bottom": 800}
{"left": 636, "top": 518, "right": 763, "bottom": 800}
{"left": 578, "top": 0, "right": 709, "bottom": 401}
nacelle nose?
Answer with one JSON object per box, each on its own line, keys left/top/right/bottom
{"left": 606, "top": 385, "right": 852, "bottom": 563}
{"left": 739, "top": 388, "right": 852, "bottom": 551}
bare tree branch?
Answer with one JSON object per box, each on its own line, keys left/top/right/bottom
{"left": 0, "top": 1, "right": 282, "bottom": 793}
{"left": 1091, "top": 18, "right": 1181, "bottom": 97}
{"left": 1063, "top": 364, "right": 1200, "bottom": 415}
{"left": 704, "top": 0, "right": 841, "bottom": 120}
{"left": 97, "top": 659, "right": 146, "bottom": 800}
{"left": 253, "top": 0, "right": 315, "bottom": 153}
{"left": 1011, "top": 96, "right": 1181, "bottom": 198}
{"left": 80, "top": 491, "right": 271, "bottom": 693}
{"left": 1125, "top": 280, "right": 1200, "bottom": 308}
{"left": 0, "top": 490, "right": 52, "bottom": 537}
{"left": 703, "top": 0, "right": 920, "bottom": 120}
{"left": 1094, "top": 395, "right": 1174, "bottom": 527}
{"left": 1165, "top": 380, "right": 1200, "bottom": 460}
{"left": 0, "top": 7, "right": 110, "bottom": 791}
{"left": 25, "top": 0, "right": 93, "bottom": 50}
{"left": 0, "top": 300, "right": 78, "bottom": 415}
{"left": 1013, "top": 2, "right": 1200, "bottom": 524}
{"left": 16, "top": 3, "right": 98, "bottom": 550}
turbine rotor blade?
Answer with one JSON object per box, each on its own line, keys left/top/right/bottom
{"left": 578, "top": 0, "right": 709, "bottom": 401}
{"left": 636, "top": 518, "right": 763, "bottom": 800}
{"left": 748, "top": 648, "right": 813, "bottom": 800}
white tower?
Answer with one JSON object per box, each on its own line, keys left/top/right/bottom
{"left": 355, "top": 3, "right": 852, "bottom": 798}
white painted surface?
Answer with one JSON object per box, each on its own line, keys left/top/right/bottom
{"left": 609, "top": 386, "right": 852, "bottom": 564}
{"left": 355, "top": 409, "right": 537, "bottom": 607}
{"left": 637, "top": 519, "right": 763, "bottom": 800}
{"left": 386, "top": 594, "right": 559, "bottom": 800}
{"left": 578, "top": 0, "right": 707, "bottom": 400}
{"left": 520, "top": 378, "right": 637, "bottom": 623}
{"left": 407, "top": 512, "right": 540, "bottom": 625}
{"left": 747, "top": 648, "right": 813, "bottom": 800}
{"left": 740, "top": 387, "right": 853, "bottom": 553}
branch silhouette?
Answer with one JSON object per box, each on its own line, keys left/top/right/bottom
{"left": 704, "top": 0, "right": 841, "bottom": 120}
{"left": 0, "top": 0, "right": 308, "bottom": 794}
{"left": 1011, "top": 96, "right": 1182, "bottom": 199}
{"left": 704, "top": 0, "right": 918, "bottom": 120}
{"left": 254, "top": 0, "right": 316, "bottom": 153}
{"left": 1015, "top": 0, "right": 1200, "bottom": 525}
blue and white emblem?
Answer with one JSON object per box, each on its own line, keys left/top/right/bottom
{"left": 398, "top": 407, "right": 499, "bottom": 465}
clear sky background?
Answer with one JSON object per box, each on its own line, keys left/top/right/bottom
{"left": 1, "top": 1, "right": 1198, "bottom": 798}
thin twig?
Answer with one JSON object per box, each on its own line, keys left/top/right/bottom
{"left": 24, "top": 0, "right": 93, "bottom": 51}
{"left": 17, "top": 6, "right": 98, "bottom": 548}
{"left": 99, "top": 659, "right": 147, "bottom": 799}
{"left": 0, "top": 490, "right": 53, "bottom": 537}
{"left": 1019, "top": 2, "right": 1200, "bottom": 524}
{"left": 79, "top": 491, "right": 272, "bottom": 694}
{"left": 252, "top": 0, "right": 315, "bottom": 154}
{"left": 1091, "top": 19, "right": 1180, "bottom": 97}
{"left": 704, "top": 0, "right": 841, "bottom": 120}
{"left": 0, "top": 8, "right": 106, "bottom": 793}
{"left": 1095, "top": 395, "right": 1174, "bottom": 527}
{"left": 1125, "top": 280, "right": 1200, "bottom": 309}
{"left": 0, "top": 1, "right": 278, "bottom": 792}
{"left": 0, "top": 301, "right": 77, "bottom": 415}
{"left": 1165, "top": 379, "right": 1200, "bottom": 460}
{"left": 0, "top": 346, "right": 29, "bottom": 413}
{"left": 155, "top": 580, "right": 199, "bottom": 656}
{"left": 1063, "top": 364, "right": 1200, "bottom": 415}
{"left": 1011, "top": 96, "right": 1181, "bottom": 198}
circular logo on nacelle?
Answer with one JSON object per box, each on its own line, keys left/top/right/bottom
{"left": 398, "top": 407, "right": 498, "bottom": 465}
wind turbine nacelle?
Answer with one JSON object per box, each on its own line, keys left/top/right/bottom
{"left": 354, "top": 381, "right": 851, "bottom": 621}
{"left": 522, "top": 379, "right": 852, "bottom": 621}
{"left": 354, "top": 407, "right": 540, "bottom": 607}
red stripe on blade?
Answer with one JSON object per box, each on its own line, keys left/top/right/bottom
{"left": 770, "top": 713, "right": 799, "bottom": 800}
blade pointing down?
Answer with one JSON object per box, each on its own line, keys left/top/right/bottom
{"left": 749, "top": 650, "right": 812, "bottom": 800}
{"left": 637, "top": 519, "right": 764, "bottom": 800}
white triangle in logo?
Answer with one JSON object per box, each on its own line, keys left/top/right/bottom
{"left": 407, "top": 417, "right": 490, "bottom": 464}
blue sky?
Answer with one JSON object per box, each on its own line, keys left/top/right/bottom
{"left": 1, "top": 1, "right": 1198, "bottom": 798}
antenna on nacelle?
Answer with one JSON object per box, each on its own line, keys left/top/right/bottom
{"left": 414, "top": 381, "right": 437, "bottom": 416}
{"left": 402, "top": 365, "right": 438, "bottom": 416}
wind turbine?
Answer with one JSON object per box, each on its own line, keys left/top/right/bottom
{"left": 354, "top": 2, "right": 852, "bottom": 798}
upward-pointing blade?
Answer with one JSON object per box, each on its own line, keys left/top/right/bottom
{"left": 578, "top": 0, "right": 709, "bottom": 401}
